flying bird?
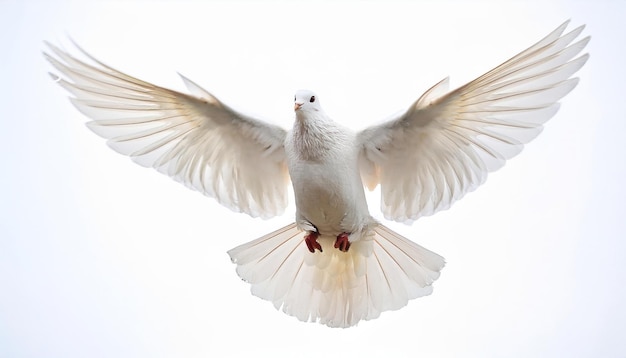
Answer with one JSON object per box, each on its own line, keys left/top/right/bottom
{"left": 44, "top": 21, "right": 589, "bottom": 328}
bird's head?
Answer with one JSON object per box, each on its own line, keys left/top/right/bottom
{"left": 294, "top": 89, "right": 322, "bottom": 114}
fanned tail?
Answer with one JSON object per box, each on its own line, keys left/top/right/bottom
{"left": 228, "top": 223, "right": 445, "bottom": 328}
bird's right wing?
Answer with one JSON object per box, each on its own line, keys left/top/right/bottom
{"left": 45, "top": 42, "right": 289, "bottom": 218}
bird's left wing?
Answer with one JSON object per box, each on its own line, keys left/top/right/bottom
{"left": 358, "top": 21, "right": 589, "bottom": 223}
{"left": 45, "top": 42, "right": 289, "bottom": 218}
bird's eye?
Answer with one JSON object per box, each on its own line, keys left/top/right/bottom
{"left": 309, "top": 96, "right": 316, "bottom": 103}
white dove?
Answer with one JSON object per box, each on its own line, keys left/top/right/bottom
{"left": 45, "top": 21, "right": 589, "bottom": 328}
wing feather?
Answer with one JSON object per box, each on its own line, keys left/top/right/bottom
{"left": 358, "top": 21, "right": 589, "bottom": 222}
{"left": 45, "top": 42, "right": 289, "bottom": 218}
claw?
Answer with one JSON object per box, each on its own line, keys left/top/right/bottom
{"left": 334, "top": 233, "right": 351, "bottom": 252}
{"left": 304, "top": 231, "right": 322, "bottom": 253}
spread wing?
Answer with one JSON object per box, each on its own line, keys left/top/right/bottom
{"left": 45, "top": 42, "right": 289, "bottom": 218}
{"left": 358, "top": 21, "right": 590, "bottom": 223}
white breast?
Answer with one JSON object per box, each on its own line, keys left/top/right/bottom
{"left": 285, "top": 118, "right": 371, "bottom": 236}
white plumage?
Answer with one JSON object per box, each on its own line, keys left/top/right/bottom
{"left": 228, "top": 223, "right": 442, "bottom": 327}
{"left": 45, "top": 21, "right": 589, "bottom": 328}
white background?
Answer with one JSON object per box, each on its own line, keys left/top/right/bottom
{"left": 2, "top": 1, "right": 624, "bottom": 357}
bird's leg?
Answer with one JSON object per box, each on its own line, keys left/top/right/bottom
{"left": 304, "top": 231, "right": 322, "bottom": 253}
{"left": 334, "top": 233, "right": 351, "bottom": 252}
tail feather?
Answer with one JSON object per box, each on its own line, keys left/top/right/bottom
{"left": 228, "top": 223, "right": 304, "bottom": 284}
{"left": 228, "top": 223, "right": 445, "bottom": 328}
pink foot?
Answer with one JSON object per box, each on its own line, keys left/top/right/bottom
{"left": 304, "top": 231, "right": 322, "bottom": 253}
{"left": 334, "top": 233, "right": 351, "bottom": 252}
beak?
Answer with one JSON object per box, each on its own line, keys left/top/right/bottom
{"left": 294, "top": 103, "right": 302, "bottom": 111}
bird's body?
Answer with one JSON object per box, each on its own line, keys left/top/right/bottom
{"left": 45, "top": 21, "right": 589, "bottom": 328}
{"left": 287, "top": 98, "right": 374, "bottom": 240}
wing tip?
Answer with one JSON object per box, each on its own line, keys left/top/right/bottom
{"left": 177, "top": 72, "right": 219, "bottom": 103}
{"left": 414, "top": 76, "right": 451, "bottom": 108}
{"left": 47, "top": 72, "right": 61, "bottom": 82}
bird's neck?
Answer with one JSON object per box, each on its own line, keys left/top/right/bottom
{"left": 292, "top": 112, "right": 339, "bottom": 160}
